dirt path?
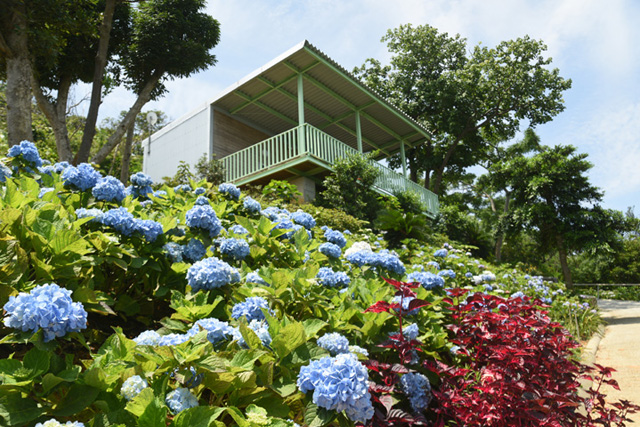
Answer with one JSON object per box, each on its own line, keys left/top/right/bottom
{"left": 594, "top": 299, "right": 640, "bottom": 423}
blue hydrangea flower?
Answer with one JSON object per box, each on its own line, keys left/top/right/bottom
{"left": 343, "top": 229, "right": 352, "bottom": 235}
{"left": 218, "top": 182, "right": 240, "bottom": 200}
{"left": 403, "top": 323, "right": 419, "bottom": 341}
{"left": 76, "top": 208, "right": 104, "bottom": 223}
{"left": 324, "top": 229, "right": 347, "bottom": 248}
{"left": 92, "top": 176, "right": 127, "bottom": 202}
{"left": 438, "top": 269, "right": 456, "bottom": 279}
{"left": 318, "top": 242, "right": 341, "bottom": 258}
{"left": 392, "top": 296, "right": 420, "bottom": 316}
{"left": 243, "top": 196, "right": 261, "bottom": 213}
{"left": 400, "top": 372, "right": 432, "bottom": 413}
{"left": 194, "top": 187, "right": 206, "bottom": 195}
{"left": 62, "top": 163, "right": 102, "bottom": 191}
{"left": 228, "top": 224, "right": 249, "bottom": 235}
{"left": 153, "top": 190, "right": 167, "bottom": 198}
{"left": 7, "top": 140, "right": 43, "bottom": 167}
{"left": 182, "top": 238, "right": 206, "bottom": 262}
{"left": 174, "top": 184, "right": 192, "bottom": 193}
{"left": 102, "top": 207, "right": 137, "bottom": 236}
{"left": 164, "top": 242, "right": 183, "bottom": 263}
{"left": 133, "top": 330, "right": 161, "bottom": 345}
{"left": 245, "top": 271, "right": 268, "bottom": 286}
{"left": 186, "top": 257, "right": 240, "bottom": 291}
{"left": 130, "top": 172, "right": 153, "bottom": 187}
{"left": 291, "top": 210, "right": 316, "bottom": 229}
{"left": 316, "top": 267, "right": 351, "bottom": 288}
{"left": 135, "top": 219, "right": 163, "bottom": 242}
{"left": 38, "top": 165, "right": 54, "bottom": 175}
{"left": 194, "top": 196, "right": 209, "bottom": 206}
{"left": 433, "top": 248, "right": 448, "bottom": 258}
{"left": 185, "top": 205, "right": 222, "bottom": 237}
{"left": 373, "top": 250, "right": 406, "bottom": 275}
{"left": 349, "top": 345, "right": 368, "bottom": 356}
{"left": 166, "top": 387, "right": 199, "bottom": 414}
{"left": 35, "top": 419, "right": 85, "bottom": 427}
{"left": 187, "top": 317, "right": 234, "bottom": 346}
{"left": 218, "top": 237, "right": 250, "bottom": 260}
{"left": 0, "top": 161, "right": 13, "bottom": 182}
{"left": 481, "top": 271, "right": 496, "bottom": 282}
{"left": 3, "top": 283, "right": 87, "bottom": 342}
{"left": 465, "top": 272, "right": 473, "bottom": 278}
{"left": 297, "top": 353, "right": 373, "bottom": 423}
{"left": 345, "top": 249, "right": 374, "bottom": 267}
{"left": 38, "top": 187, "right": 54, "bottom": 198}
{"left": 231, "top": 297, "right": 271, "bottom": 322}
{"left": 407, "top": 271, "right": 445, "bottom": 290}
{"left": 53, "top": 161, "right": 70, "bottom": 173}
{"left": 426, "top": 261, "right": 440, "bottom": 270}
{"left": 232, "top": 319, "right": 272, "bottom": 348}
{"left": 121, "top": 375, "right": 148, "bottom": 401}
{"left": 158, "top": 333, "right": 190, "bottom": 346}
{"left": 317, "top": 333, "right": 350, "bottom": 355}
{"left": 511, "top": 291, "right": 525, "bottom": 299}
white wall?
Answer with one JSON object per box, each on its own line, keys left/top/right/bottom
{"left": 143, "top": 105, "right": 211, "bottom": 182}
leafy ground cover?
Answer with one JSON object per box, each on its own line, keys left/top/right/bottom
{"left": 0, "top": 142, "right": 637, "bottom": 426}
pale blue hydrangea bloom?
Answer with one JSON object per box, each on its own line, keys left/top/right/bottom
{"left": 130, "top": 172, "right": 153, "bottom": 187}
{"left": 218, "top": 182, "right": 240, "bottom": 200}
{"left": 7, "top": 140, "right": 43, "bottom": 167}
{"left": 187, "top": 317, "right": 234, "bottom": 346}
{"left": 481, "top": 271, "right": 496, "bottom": 282}
{"left": 62, "top": 163, "right": 102, "bottom": 191}
{"left": 218, "top": 237, "right": 250, "bottom": 260}
{"left": 403, "top": 323, "right": 419, "bottom": 340}
{"left": 194, "top": 196, "right": 209, "bottom": 205}
{"left": 349, "top": 345, "right": 368, "bottom": 356}
{"left": 0, "top": 161, "right": 12, "bottom": 182}
{"left": 232, "top": 319, "right": 272, "bottom": 348}
{"left": 324, "top": 228, "right": 347, "bottom": 248}
{"left": 158, "top": 333, "right": 190, "bottom": 346}
{"left": 345, "top": 250, "right": 374, "bottom": 267}
{"left": 392, "top": 296, "right": 420, "bottom": 316}
{"left": 182, "top": 238, "right": 206, "bottom": 262}
{"left": 174, "top": 184, "right": 192, "bottom": 193}
{"left": 166, "top": 387, "right": 199, "bottom": 414}
{"left": 121, "top": 375, "right": 148, "bottom": 400}
{"left": 373, "top": 250, "right": 406, "bottom": 275}
{"left": 102, "top": 207, "right": 137, "bottom": 236}
{"left": 400, "top": 372, "right": 432, "bottom": 413}
{"left": 318, "top": 242, "right": 341, "bottom": 258}
{"left": 186, "top": 257, "right": 240, "bottom": 291}
{"left": 53, "top": 161, "right": 70, "bottom": 173}
{"left": 135, "top": 219, "right": 163, "bottom": 242}
{"left": 291, "top": 210, "right": 316, "bottom": 229}
{"left": 92, "top": 176, "right": 126, "bottom": 202}
{"left": 3, "top": 283, "right": 87, "bottom": 342}
{"left": 185, "top": 205, "right": 222, "bottom": 237}
{"left": 38, "top": 165, "right": 54, "bottom": 175}
{"left": 316, "top": 267, "right": 350, "bottom": 288}
{"left": 433, "top": 248, "right": 448, "bottom": 258}
{"left": 297, "top": 353, "right": 373, "bottom": 423}
{"left": 317, "top": 332, "right": 350, "bottom": 355}
{"left": 511, "top": 291, "right": 525, "bottom": 299}
{"left": 245, "top": 271, "right": 268, "bottom": 286}
{"left": 133, "top": 330, "right": 161, "bottom": 345}
{"left": 140, "top": 200, "right": 153, "bottom": 208}
{"left": 343, "top": 229, "right": 352, "bottom": 235}
{"left": 231, "top": 297, "right": 271, "bottom": 322}
{"left": 153, "top": 190, "right": 167, "bottom": 198}
{"left": 194, "top": 187, "right": 206, "bottom": 195}
{"left": 437, "top": 269, "right": 456, "bottom": 279}
{"left": 261, "top": 206, "right": 289, "bottom": 221}
{"left": 38, "top": 187, "right": 54, "bottom": 198}
{"left": 229, "top": 224, "right": 249, "bottom": 235}
{"left": 35, "top": 419, "right": 85, "bottom": 427}
{"left": 164, "top": 242, "right": 183, "bottom": 263}
{"left": 465, "top": 272, "right": 473, "bottom": 278}
{"left": 426, "top": 261, "right": 440, "bottom": 270}
{"left": 243, "top": 196, "right": 261, "bottom": 213}
{"left": 406, "top": 271, "right": 445, "bottom": 290}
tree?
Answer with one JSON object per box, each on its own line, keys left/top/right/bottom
{"left": 355, "top": 24, "right": 572, "bottom": 195}
{"left": 497, "top": 144, "right": 610, "bottom": 287}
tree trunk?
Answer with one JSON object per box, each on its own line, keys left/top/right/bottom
{"left": 556, "top": 233, "right": 573, "bottom": 288}
{"left": 494, "top": 191, "right": 510, "bottom": 263}
{"left": 75, "top": 0, "right": 117, "bottom": 164}
{"left": 432, "top": 138, "right": 462, "bottom": 195}
{"left": 31, "top": 75, "right": 74, "bottom": 161}
{"left": 120, "top": 121, "right": 135, "bottom": 184}
{"left": 91, "top": 71, "right": 162, "bottom": 164}
{"left": 1, "top": 3, "right": 33, "bottom": 146}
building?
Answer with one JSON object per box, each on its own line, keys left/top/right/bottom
{"left": 143, "top": 40, "right": 439, "bottom": 217}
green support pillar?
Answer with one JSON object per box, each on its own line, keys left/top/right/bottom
{"left": 355, "top": 111, "right": 363, "bottom": 152}
{"left": 400, "top": 140, "right": 407, "bottom": 189}
{"left": 297, "top": 73, "right": 305, "bottom": 155}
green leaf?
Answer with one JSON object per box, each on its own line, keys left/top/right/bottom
{"left": 229, "top": 349, "right": 266, "bottom": 370}
{"left": 0, "top": 392, "right": 44, "bottom": 426}
{"left": 137, "top": 396, "right": 167, "bottom": 427}
{"left": 225, "top": 406, "right": 249, "bottom": 427}
{"left": 125, "top": 388, "right": 155, "bottom": 418}
{"left": 304, "top": 401, "right": 335, "bottom": 427}
{"left": 171, "top": 406, "right": 225, "bottom": 427}
{"left": 302, "top": 319, "right": 327, "bottom": 339}
{"left": 23, "top": 347, "right": 50, "bottom": 376}
{"left": 42, "top": 368, "right": 80, "bottom": 393}
{"left": 271, "top": 321, "right": 306, "bottom": 359}
{"left": 52, "top": 384, "right": 100, "bottom": 416}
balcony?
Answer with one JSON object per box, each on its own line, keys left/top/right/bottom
{"left": 220, "top": 124, "right": 439, "bottom": 217}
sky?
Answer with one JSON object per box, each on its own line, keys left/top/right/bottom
{"left": 93, "top": 0, "right": 640, "bottom": 213}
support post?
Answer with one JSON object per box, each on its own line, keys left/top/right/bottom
{"left": 297, "top": 73, "right": 305, "bottom": 155}
{"left": 355, "top": 110, "right": 363, "bottom": 153}
{"left": 400, "top": 140, "right": 407, "bottom": 190}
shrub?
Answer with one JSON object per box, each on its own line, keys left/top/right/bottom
{"left": 194, "top": 153, "right": 225, "bottom": 185}
{"left": 262, "top": 179, "right": 301, "bottom": 204}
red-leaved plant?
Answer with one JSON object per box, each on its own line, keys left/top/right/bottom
{"left": 363, "top": 279, "right": 639, "bottom": 426}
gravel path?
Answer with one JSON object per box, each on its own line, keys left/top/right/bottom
{"left": 594, "top": 299, "right": 640, "bottom": 423}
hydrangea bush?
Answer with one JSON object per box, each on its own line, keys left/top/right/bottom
{"left": 0, "top": 145, "right": 631, "bottom": 427}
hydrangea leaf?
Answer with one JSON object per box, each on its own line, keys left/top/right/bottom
{"left": 51, "top": 384, "right": 100, "bottom": 416}
{"left": 171, "top": 406, "right": 225, "bottom": 427}
{"left": 230, "top": 349, "right": 267, "bottom": 370}
{"left": 22, "top": 348, "right": 50, "bottom": 379}
{"left": 302, "top": 319, "right": 328, "bottom": 339}
{"left": 271, "top": 322, "right": 306, "bottom": 360}
{"left": 125, "top": 387, "right": 155, "bottom": 417}
{"left": 137, "top": 395, "right": 167, "bottom": 427}
{"left": 304, "top": 401, "right": 335, "bottom": 427}
{"left": 0, "top": 391, "right": 44, "bottom": 426}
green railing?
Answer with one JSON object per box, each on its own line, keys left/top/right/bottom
{"left": 221, "top": 123, "right": 439, "bottom": 216}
